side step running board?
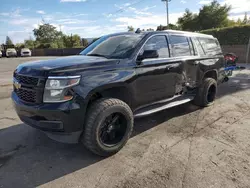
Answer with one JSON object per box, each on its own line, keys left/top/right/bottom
{"left": 134, "top": 96, "right": 194, "bottom": 118}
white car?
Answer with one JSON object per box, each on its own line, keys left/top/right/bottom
{"left": 21, "top": 48, "right": 32, "bottom": 57}
{"left": 6, "top": 48, "right": 17, "bottom": 57}
{"left": 0, "top": 50, "right": 2, "bottom": 58}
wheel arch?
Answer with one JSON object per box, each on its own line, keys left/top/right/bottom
{"left": 203, "top": 69, "right": 218, "bottom": 81}
{"left": 85, "top": 84, "right": 133, "bottom": 110}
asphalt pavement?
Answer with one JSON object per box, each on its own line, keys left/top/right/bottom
{"left": 0, "top": 57, "right": 250, "bottom": 188}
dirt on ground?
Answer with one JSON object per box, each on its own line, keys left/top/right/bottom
{"left": 0, "top": 57, "right": 250, "bottom": 188}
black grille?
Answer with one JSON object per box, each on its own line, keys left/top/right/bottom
{"left": 16, "top": 88, "right": 37, "bottom": 103}
{"left": 14, "top": 73, "right": 39, "bottom": 86}
{"left": 13, "top": 73, "right": 45, "bottom": 104}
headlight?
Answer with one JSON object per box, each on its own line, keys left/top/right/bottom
{"left": 43, "top": 76, "right": 81, "bottom": 103}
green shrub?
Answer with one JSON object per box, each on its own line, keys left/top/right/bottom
{"left": 200, "top": 25, "right": 250, "bottom": 45}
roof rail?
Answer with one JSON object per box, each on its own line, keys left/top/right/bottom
{"left": 163, "top": 29, "right": 214, "bottom": 38}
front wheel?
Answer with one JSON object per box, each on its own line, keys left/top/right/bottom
{"left": 82, "top": 98, "right": 134, "bottom": 157}
{"left": 193, "top": 78, "right": 217, "bottom": 107}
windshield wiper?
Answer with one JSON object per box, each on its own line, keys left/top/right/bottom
{"left": 86, "top": 54, "right": 109, "bottom": 58}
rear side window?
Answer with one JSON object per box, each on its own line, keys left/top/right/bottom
{"left": 191, "top": 37, "right": 205, "bottom": 56}
{"left": 143, "top": 35, "right": 170, "bottom": 58}
{"left": 198, "top": 38, "right": 222, "bottom": 56}
{"left": 169, "top": 35, "right": 191, "bottom": 57}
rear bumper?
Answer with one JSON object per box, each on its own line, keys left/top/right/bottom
{"left": 12, "top": 92, "right": 86, "bottom": 134}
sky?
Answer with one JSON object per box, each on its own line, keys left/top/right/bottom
{"left": 0, "top": 0, "right": 249, "bottom": 44}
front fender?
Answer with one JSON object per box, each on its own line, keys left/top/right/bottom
{"left": 73, "top": 66, "right": 136, "bottom": 104}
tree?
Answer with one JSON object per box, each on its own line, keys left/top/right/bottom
{"left": 5, "top": 36, "right": 13, "bottom": 45}
{"left": 33, "top": 23, "right": 63, "bottom": 47}
{"left": 24, "top": 38, "right": 35, "bottom": 49}
{"left": 156, "top": 25, "right": 165, "bottom": 31}
{"left": 16, "top": 43, "right": 25, "bottom": 48}
{"left": 82, "top": 38, "right": 88, "bottom": 47}
{"left": 166, "top": 24, "right": 180, "bottom": 30}
{"left": 63, "top": 34, "right": 82, "bottom": 48}
{"left": 177, "top": 9, "right": 199, "bottom": 31}
{"left": 177, "top": 1, "right": 232, "bottom": 31}
{"left": 242, "top": 12, "right": 248, "bottom": 25}
{"left": 157, "top": 24, "right": 180, "bottom": 31}
{"left": 128, "top": 26, "right": 134, "bottom": 32}
{"left": 198, "top": 0, "right": 231, "bottom": 30}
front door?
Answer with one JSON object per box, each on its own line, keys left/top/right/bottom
{"left": 134, "top": 35, "right": 179, "bottom": 107}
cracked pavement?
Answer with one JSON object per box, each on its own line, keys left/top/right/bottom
{"left": 0, "top": 57, "right": 250, "bottom": 188}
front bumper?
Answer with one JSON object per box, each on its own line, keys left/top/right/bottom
{"left": 21, "top": 53, "right": 31, "bottom": 57}
{"left": 12, "top": 92, "right": 86, "bottom": 134}
{"left": 7, "top": 53, "right": 17, "bottom": 57}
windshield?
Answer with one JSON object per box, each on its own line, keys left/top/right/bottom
{"left": 80, "top": 34, "right": 144, "bottom": 59}
{"left": 7, "top": 48, "right": 15, "bottom": 51}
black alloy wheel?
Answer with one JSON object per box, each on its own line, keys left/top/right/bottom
{"left": 98, "top": 113, "right": 128, "bottom": 147}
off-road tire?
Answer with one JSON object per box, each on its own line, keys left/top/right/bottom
{"left": 193, "top": 78, "right": 217, "bottom": 107}
{"left": 82, "top": 98, "right": 133, "bottom": 157}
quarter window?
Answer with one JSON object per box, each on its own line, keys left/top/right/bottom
{"left": 169, "top": 35, "right": 191, "bottom": 57}
{"left": 143, "top": 35, "right": 170, "bottom": 58}
{"left": 192, "top": 37, "right": 205, "bottom": 56}
{"left": 198, "top": 38, "right": 222, "bottom": 56}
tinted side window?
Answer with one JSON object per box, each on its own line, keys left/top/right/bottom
{"left": 192, "top": 37, "right": 205, "bottom": 56}
{"left": 144, "top": 36, "right": 169, "bottom": 58}
{"left": 169, "top": 35, "right": 191, "bottom": 57}
{"left": 198, "top": 38, "right": 222, "bottom": 56}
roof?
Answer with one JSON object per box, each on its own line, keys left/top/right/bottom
{"left": 101, "top": 30, "right": 214, "bottom": 39}
{"left": 143, "top": 30, "right": 214, "bottom": 38}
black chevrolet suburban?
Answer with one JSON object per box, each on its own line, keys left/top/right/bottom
{"left": 12, "top": 30, "right": 227, "bottom": 156}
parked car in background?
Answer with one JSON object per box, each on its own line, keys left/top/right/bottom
{"left": 6, "top": 48, "right": 17, "bottom": 57}
{"left": 0, "top": 50, "right": 2, "bottom": 58}
{"left": 21, "top": 48, "right": 32, "bottom": 57}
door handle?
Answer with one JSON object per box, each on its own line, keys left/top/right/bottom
{"left": 167, "top": 66, "right": 175, "bottom": 71}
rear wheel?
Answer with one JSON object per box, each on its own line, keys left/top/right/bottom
{"left": 82, "top": 98, "right": 133, "bottom": 157}
{"left": 193, "top": 78, "right": 217, "bottom": 107}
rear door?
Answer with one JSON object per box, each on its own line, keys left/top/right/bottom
{"left": 168, "top": 34, "right": 198, "bottom": 88}
{"left": 189, "top": 37, "right": 206, "bottom": 86}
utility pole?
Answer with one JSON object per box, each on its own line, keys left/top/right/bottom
{"left": 162, "top": 0, "right": 171, "bottom": 26}
{"left": 246, "top": 37, "right": 250, "bottom": 64}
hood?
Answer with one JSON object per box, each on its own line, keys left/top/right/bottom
{"left": 7, "top": 49, "right": 16, "bottom": 52}
{"left": 21, "top": 49, "right": 31, "bottom": 52}
{"left": 15, "top": 55, "right": 120, "bottom": 77}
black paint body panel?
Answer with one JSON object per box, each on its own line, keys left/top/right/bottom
{"left": 12, "top": 31, "right": 226, "bottom": 133}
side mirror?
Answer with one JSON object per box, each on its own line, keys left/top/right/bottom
{"left": 137, "top": 50, "right": 159, "bottom": 61}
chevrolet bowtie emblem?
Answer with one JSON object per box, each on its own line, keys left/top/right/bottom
{"left": 13, "top": 80, "right": 21, "bottom": 89}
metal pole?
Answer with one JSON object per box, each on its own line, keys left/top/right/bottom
{"left": 166, "top": 1, "right": 169, "bottom": 26}
{"left": 246, "top": 37, "right": 250, "bottom": 64}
